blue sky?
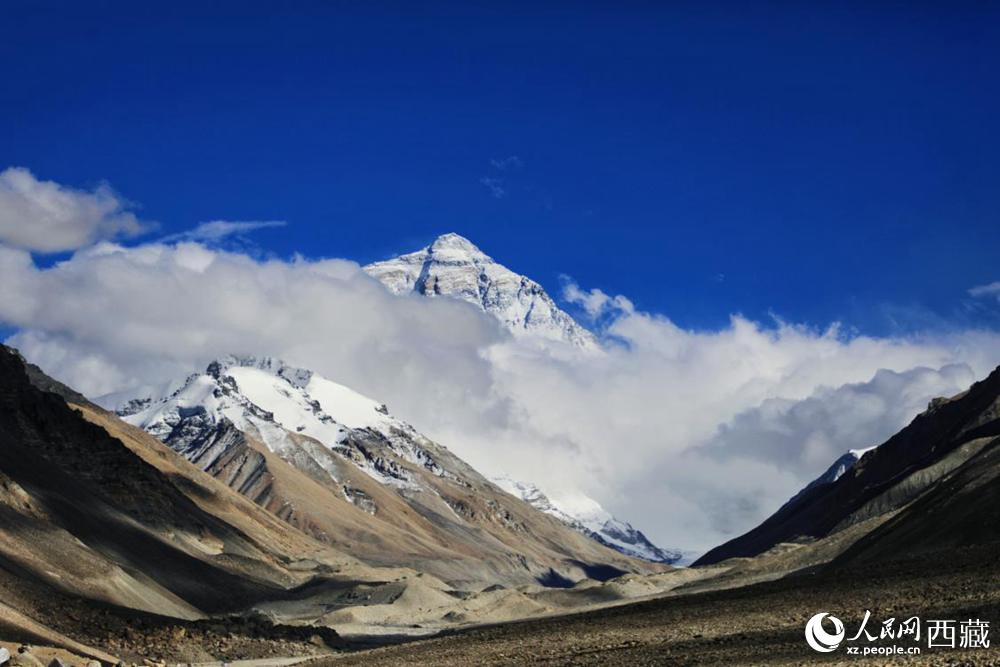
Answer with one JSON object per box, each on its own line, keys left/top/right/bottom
{"left": 2, "top": 1, "right": 999, "bottom": 335}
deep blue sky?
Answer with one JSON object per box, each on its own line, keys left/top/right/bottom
{"left": 3, "top": 2, "right": 999, "bottom": 334}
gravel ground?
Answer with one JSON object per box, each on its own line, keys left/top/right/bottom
{"left": 316, "top": 545, "right": 1000, "bottom": 666}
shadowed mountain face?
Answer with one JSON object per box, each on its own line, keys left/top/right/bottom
{"left": 696, "top": 365, "right": 1000, "bottom": 566}
{"left": 0, "top": 345, "right": 316, "bottom": 616}
{"left": 834, "top": 428, "right": 1000, "bottom": 565}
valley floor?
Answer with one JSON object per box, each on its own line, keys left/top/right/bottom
{"left": 311, "top": 545, "right": 1000, "bottom": 666}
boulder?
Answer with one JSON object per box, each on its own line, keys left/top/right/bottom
{"left": 9, "top": 654, "right": 43, "bottom": 667}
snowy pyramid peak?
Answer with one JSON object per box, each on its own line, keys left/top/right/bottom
{"left": 428, "top": 232, "right": 490, "bottom": 259}
{"left": 365, "top": 233, "right": 599, "bottom": 350}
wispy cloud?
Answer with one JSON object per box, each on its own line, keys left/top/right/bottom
{"left": 162, "top": 220, "right": 287, "bottom": 243}
{"left": 969, "top": 281, "right": 1000, "bottom": 302}
{"left": 479, "top": 156, "right": 523, "bottom": 198}
{"left": 479, "top": 177, "right": 506, "bottom": 199}
{"left": 490, "top": 155, "right": 522, "bottom": 171}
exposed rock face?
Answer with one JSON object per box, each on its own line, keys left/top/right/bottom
{"left": 696, "top": 366, "right": 1000, "bottom": 565}
{"left": 115, "top": 355, "right": 659, "bottom": 586}
{"left": 365, "top": 233, "right": 599, "bottom": 350}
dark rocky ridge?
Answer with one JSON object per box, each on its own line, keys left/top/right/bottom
{"left": 0, "top": 345, "right": 291, "bottom": 611}
{"left": 697, "top": 365, "right": 1000, "bottom": 565}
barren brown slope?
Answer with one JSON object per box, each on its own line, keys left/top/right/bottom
{"left": 213, "top": 422, "right": 663, "bottom": 587}
{"left": 77, "top": 406, "right": 364, "bottom": 578}
{"left": 113, "top": 401, "right": 657, "bottom": 588}
{"left": 0, "top": 345, "right": 346, "bottom": 617}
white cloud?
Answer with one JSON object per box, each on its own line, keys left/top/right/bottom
{"left": 0, "top": 167, "right": 150, "bottom": 252}
{"left": 643, "top": 364, "right": 978, "bottom": 538}
{"left": 0, "top": 242, "right": 501, "bottom": 403}
{"left": 969, "top": 281, "right": 1000, "bottom": 302}
{"left": 563, "top": 280, "right": 634, "bottom": 319}
{"left": 161, "top": 220, "right": 287, "bottom": 243}
{"left": 1, "top": 178, "right": 998, "bottom": 554}
{"left": 478, "top": 304, "right": 998, "bottom": 550}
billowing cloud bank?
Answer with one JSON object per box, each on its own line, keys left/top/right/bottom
{"left": 1, "top": 173, "right": 998, "bottom": 553}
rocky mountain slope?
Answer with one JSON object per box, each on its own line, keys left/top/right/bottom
{"left": 114, "top": 355, "right": 658, "bottom": 587}
{"left": 0, "top": 345, "right": 347, "bottom": 660}
{"left": 492, "top": 476, "right": 683, "bottom": 564}
{"left": 696, "top": 364, "right": 1000, "bottom": 565}
{"left": 365, "top": 233, "right": 599, "bottom": 350}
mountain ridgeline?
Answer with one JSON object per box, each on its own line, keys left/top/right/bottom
{"left": 696, "top": 364, "right": 1000, "bottom": 566}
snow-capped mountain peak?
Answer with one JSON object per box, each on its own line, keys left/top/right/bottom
{"left": 809, "top": 444, "right": 878, "bottom": 488}
{"left": 492, "top": 475, "right": 683, "bottom": 564}
{"left": 365, "top": 233, "right": 599, "bottom": 350}
{"left": 115, "top": 355, "right": 424, "bottom": 490}
{"left": 427, "top": 231, "right": 491, "bottom": 260}
{"left": 780, "top": 443, "right": 881, "bottom": 512}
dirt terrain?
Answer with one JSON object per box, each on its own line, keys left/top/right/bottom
{"left": 314, "top": 545, "right": 1000, "bottom": 666}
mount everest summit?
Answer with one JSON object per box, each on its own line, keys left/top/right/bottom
{"left": 365, "top": 233, "right": 599, "bottom": 350}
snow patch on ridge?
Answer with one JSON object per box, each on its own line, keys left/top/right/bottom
{"left": 492, "top": 475, "right": 683, "bottom": 564}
